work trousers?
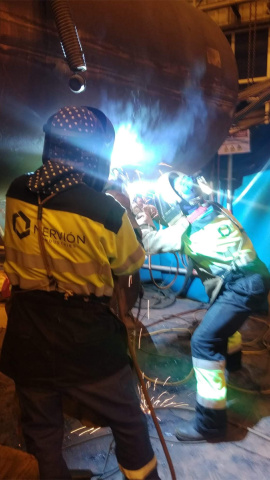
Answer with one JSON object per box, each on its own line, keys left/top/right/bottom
{"left": 191, "top": 272, "right": 269, "bottom": 435}
{"left": 16, "top": 364, "right": 159, "bottom": 480}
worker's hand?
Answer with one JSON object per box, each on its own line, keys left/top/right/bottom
{"left": 132, "top": 204, "right": 158, "bottom": 227}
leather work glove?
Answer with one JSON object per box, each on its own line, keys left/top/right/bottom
{"left": 131, "top": 201, "right": 158, "bottom": 228}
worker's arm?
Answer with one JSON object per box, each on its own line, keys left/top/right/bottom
{"left": 131, "top": 198, "right": 189, "bottom": 255}
{"left": 140, "top": 217, "right": 189, "bottom": 255}
{"left": 109, "top": 211, "right": 146, "bottom": 276}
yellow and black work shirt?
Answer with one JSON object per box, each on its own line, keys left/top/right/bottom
{"left": 4, "top": 174, "right": 145, "bottom": 296}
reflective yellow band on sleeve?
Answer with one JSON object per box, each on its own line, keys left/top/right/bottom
{"left": 112, "top": 244, "right": 145, "bottom": 275}
{"left": 119, "top": 455, "right": 157, "bottom": 480}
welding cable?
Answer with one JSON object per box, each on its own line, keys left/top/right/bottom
{"left": 227, "top": 418, "right": 270, "bottom": 444}
{"left": 148, "top": 253, "right": 180, "bottom": 290}
{"left": 64, "top": 432, "right": 120, "bottom": 479}
{"left": 226, "top": 315, "right": 270, "bottom": 395}
{"left": 137, "top": 317, "right": 270, "bottom": 392}
{"left": 115, "top": 281, "right": 177, "bottom": 480}
{"left": 50, "top": 0, "right": 86, "bottom": 72}
{"left": 241, "top": 315, "right": 270, "bottom": 354}
{"left": 140, "top": 326, "right": 193, "bottom": 337}
{"left": 133, "top": 307, "right": 204, "bottom": 386}
{"left": 135, "top": 323, "right": 195, "bottom": 386}
{"left": 94, "top": 438, "right": 116, "bottom": 480}
{"left": 64, "top": 431, "right": 121, "bottom": 479}
{"left": 150, "top": 406, "right": 270, "bottom": 446}
{"left": 143, "top": 366, "right": 194, "bottom": 387}
{"left": 136, "top": 304, "right": 205, "bottom": 332}
{"left": 140, "top": 335, "right": 270, "bottom": 392}
{"left": 142, "top": 305, "right": 207, "bottom": 328}
{"left": 174, "top": 255, "right": 195, "bottom": 298}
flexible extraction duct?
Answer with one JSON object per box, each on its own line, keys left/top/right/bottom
{"left": 50, "top": 0, "right": 86, "bottom": 92}
{"left": 0, "top": 0, "right": 239, "bottom": 190}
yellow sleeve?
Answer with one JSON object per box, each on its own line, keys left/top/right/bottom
{"left": 110, "top": 211, "right": 146, "bottom": 276}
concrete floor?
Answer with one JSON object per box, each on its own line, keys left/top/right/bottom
{"left": 1, "top": 288, "right": 270, "bottom": 480}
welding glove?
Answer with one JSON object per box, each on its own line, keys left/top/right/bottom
{"left": 131, "top": 202, "right": 158, "bottom": 228}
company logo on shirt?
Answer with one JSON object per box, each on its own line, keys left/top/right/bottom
{"left": 12, "top": 211, "right": 31, "bottom": 239}
{"left": 12, "top": 210, "right": 86, "bottom": 246}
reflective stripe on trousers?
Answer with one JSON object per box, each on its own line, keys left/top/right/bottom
{"left": 193, "top": 357, "right": 227, "bottom": 410}
{"left": 119, "top": 456, "right": 158, "bottom": 479}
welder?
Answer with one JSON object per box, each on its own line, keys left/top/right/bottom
{"left": 0, "top": 106, "right": 161, "bottom": 479}
{"left": 133, "top": 170, "right": 270, "bottom": 442}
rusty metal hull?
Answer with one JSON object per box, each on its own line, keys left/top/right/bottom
{"left": 0, "top": 0, "right": 238, "bottom": 190}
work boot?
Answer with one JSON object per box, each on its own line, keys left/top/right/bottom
{"left": 175, "top": 417, "right": 226, "bottom": 442}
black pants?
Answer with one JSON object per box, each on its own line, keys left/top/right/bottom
{"left": 17, "top": 365, "right": 157, "bottom": 480}
{"left": 1, "top": 290, "right": 159, "bottom": 479}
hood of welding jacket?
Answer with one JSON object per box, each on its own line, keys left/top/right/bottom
{"left": 42, "top": 106, "right": 115, "bottom": 192}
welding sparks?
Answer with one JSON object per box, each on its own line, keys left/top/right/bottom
{"left": 70, "top": 425, "right": 101, "bottom": 436}
{"left": 138, "top": 377, "right": 188, "bottom": 415}
{"left": 163, "top": 376, "right": 171, "bottom": 386}
{"left": 134, "top": 169, "right": 143, "bottom": 181}
{"left": 70, "top": 426, "right": 87, "bottom": 434}
{"left": 159, "top": 395, "right": 175, "bottom": 407}
{"left": 158, "top": 163, "right": 172, "bottom": 168}
{"left": 78, "top": 427, "right": 101, "bottom": 436}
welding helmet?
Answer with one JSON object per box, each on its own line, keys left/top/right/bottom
{"left": 155, "top": 171, "right": 211, "bottom": 224}
{"left": 154, "top": 171, "right": 186, "bottom": 226}
{"left": 172, "top": 173, "right": 202, "bottom": 206}
{"left": 42, "top": 106, "right": 115, "bottom": 191}
{"left": 173, "top": 173, "right": 212, "bottom": 207}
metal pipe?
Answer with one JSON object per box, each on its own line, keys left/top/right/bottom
{"left": 142, "top": 263, "right": 198, "bottom": 276}
{"left": 200, "top": 0, "right": 259, "bottom": 12}
{"left": 227, "top": 154, "right": 233, "bottom": 212}
{"left": 222, "top": 17, "right": 270, "bottom": 33}
{"left": 235, "top": 90, "right": 270, "bottom": 121}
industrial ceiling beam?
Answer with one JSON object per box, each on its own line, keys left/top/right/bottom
{"left": 222, "top": 17, "right": 270, "bottom": 33}
{"left": 231, "top": 4, "right": 242, "bottom": 19}
{"left": 199, "top": 0, "right": 261, "bottom": 12}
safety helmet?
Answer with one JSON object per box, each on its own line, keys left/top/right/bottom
{"left": 42, "top": 106, "right": 115, "bottom": 191}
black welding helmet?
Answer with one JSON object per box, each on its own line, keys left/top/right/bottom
{"left": 42, "top": 106, "right": 115, "bottom": 191}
